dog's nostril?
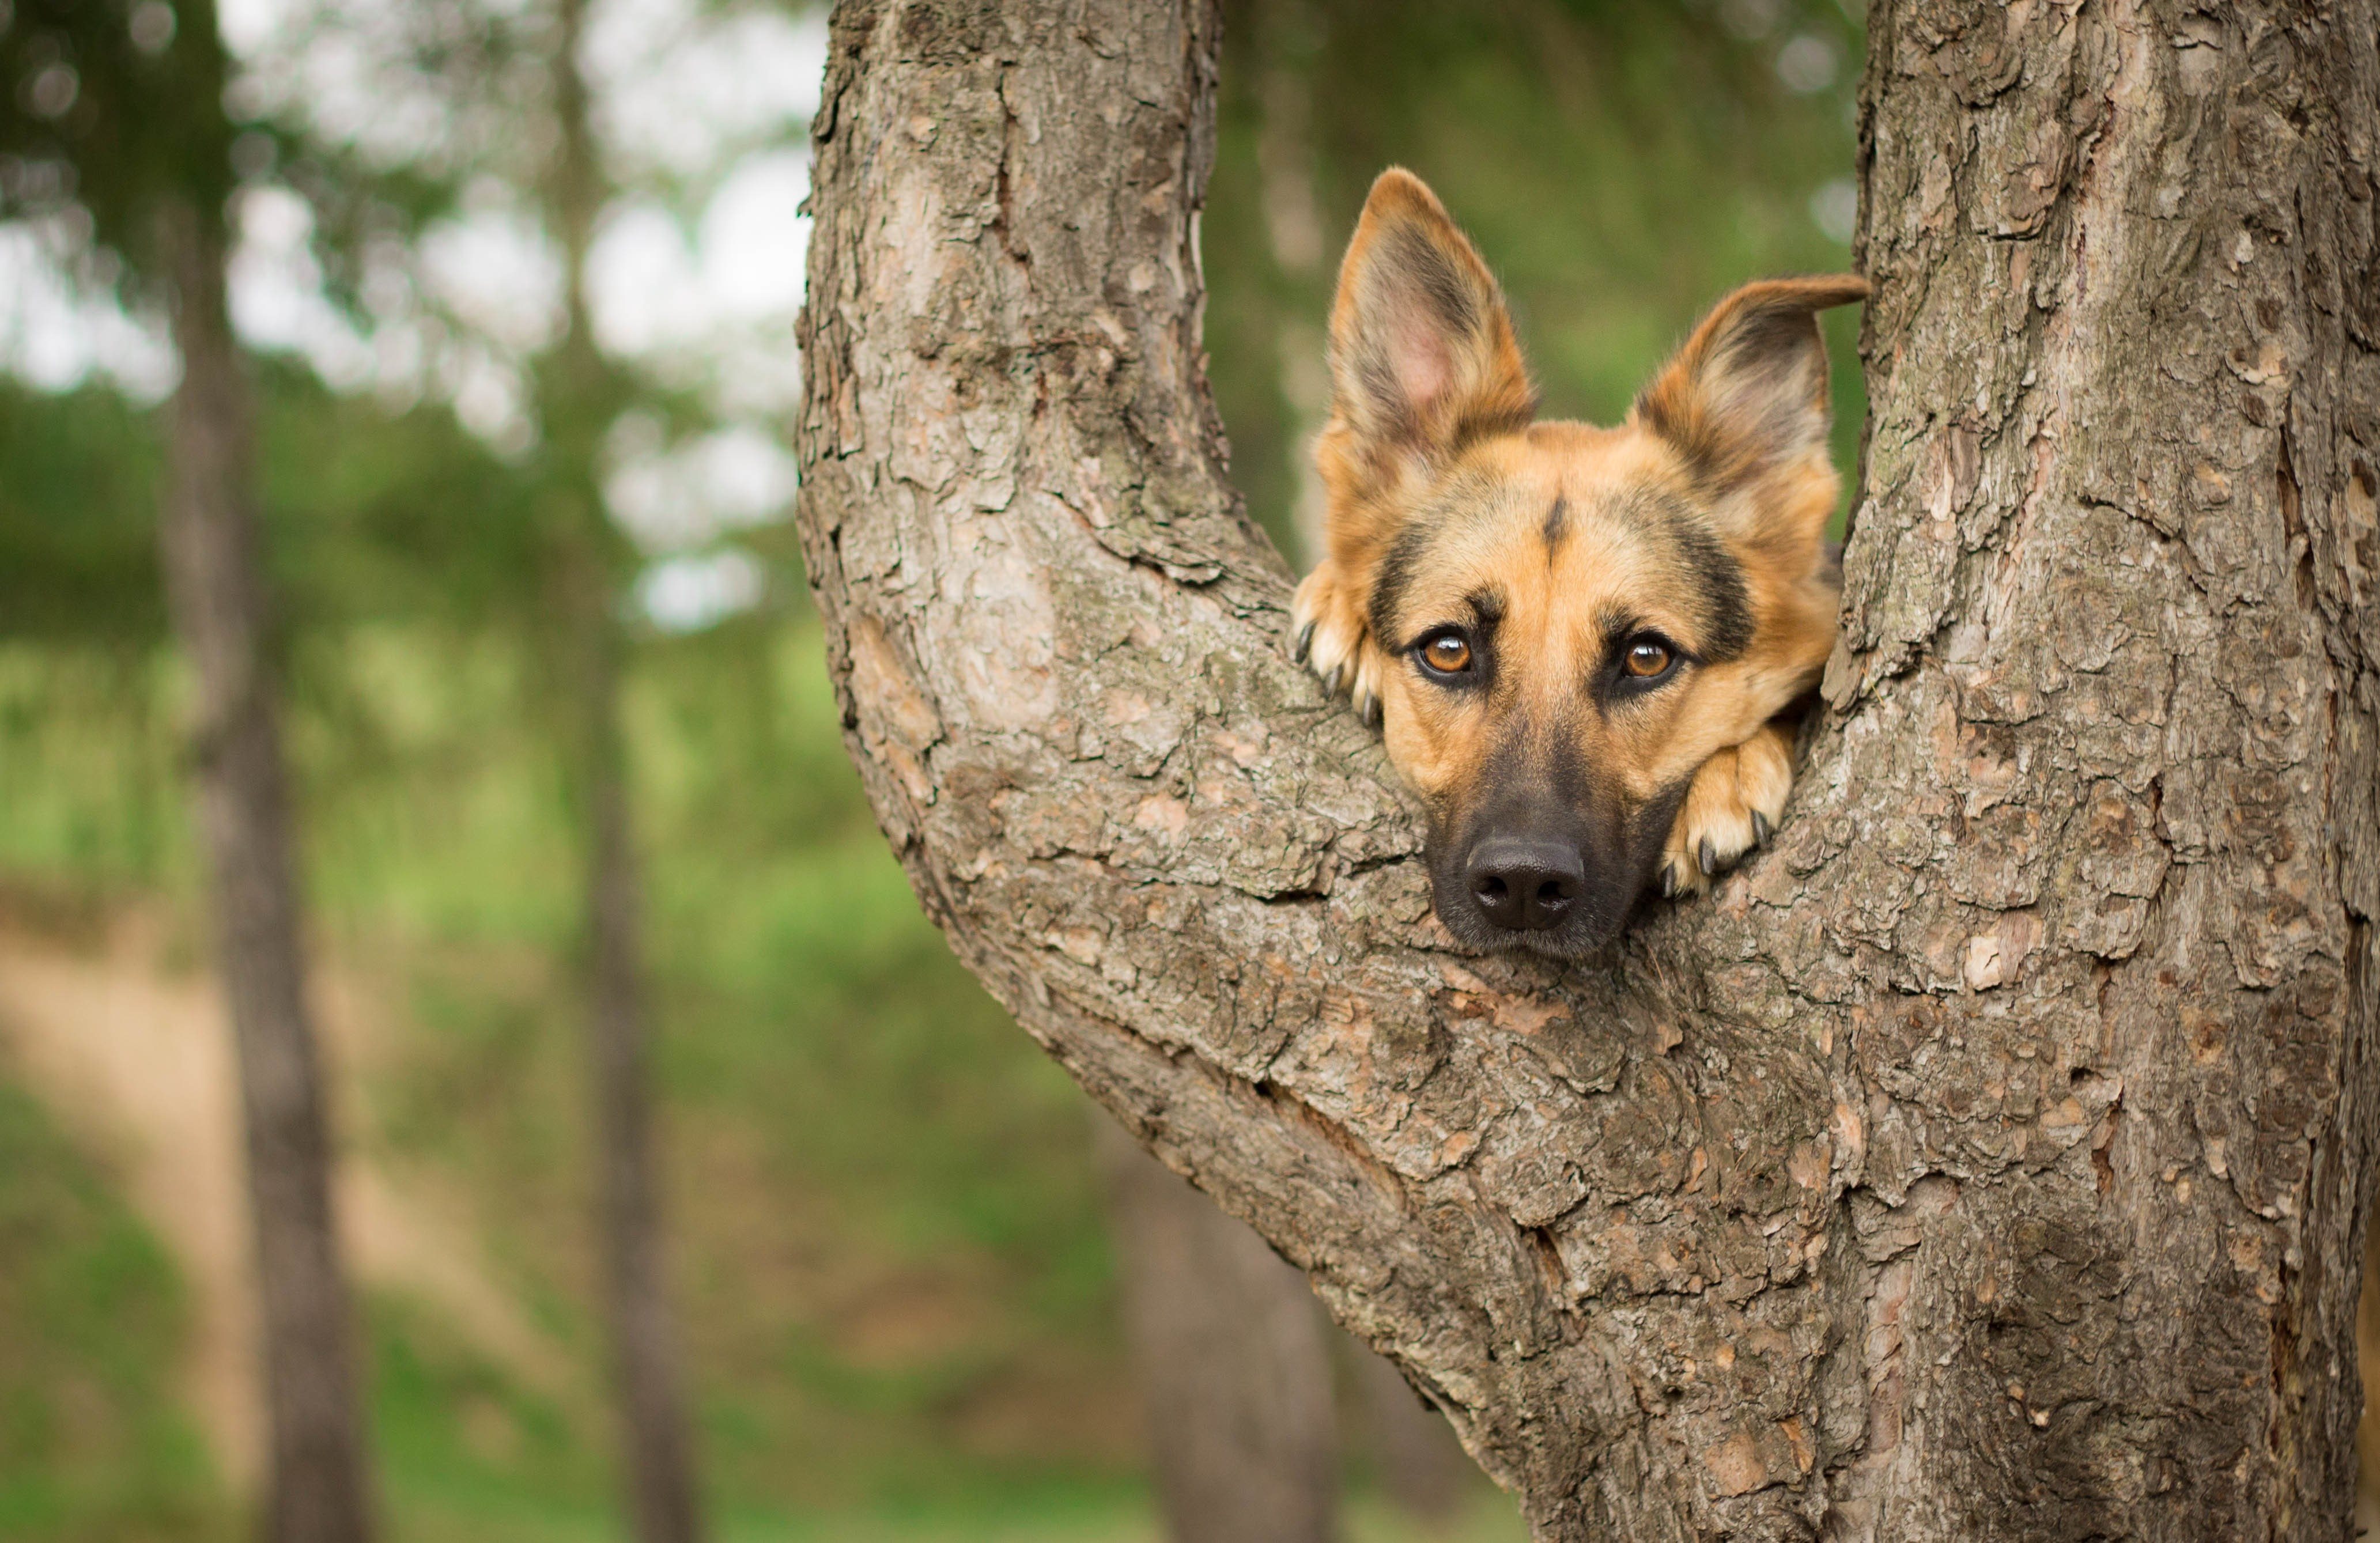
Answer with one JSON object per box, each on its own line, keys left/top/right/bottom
{"left": 1463, "top": 839, "right": 1588, "bottom": 933}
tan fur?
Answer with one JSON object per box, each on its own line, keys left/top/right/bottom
{"left": 1292, "top": 168, "right": 1865, "bottom": 944}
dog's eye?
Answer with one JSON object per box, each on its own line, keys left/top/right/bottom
{"left": 1418, "top": 632, "right": 1473, "bottom": 674}
{"left": 1623, "top": 638, "right": 1673, "bottom": 678}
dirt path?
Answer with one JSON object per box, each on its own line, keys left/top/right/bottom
{"left": 0, "top": 910, "right": 575, "bottom": 1495}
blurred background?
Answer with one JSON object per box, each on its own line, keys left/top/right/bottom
{"left": 0, "top": 1, "right": 1863, "bottom": 1539}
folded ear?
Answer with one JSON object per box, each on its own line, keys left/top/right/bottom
{"left": 1632, "top": 275, "right": 1869, "bottom": 492}
{"left": 1325, "top": 169, "right": 1535, "bottom": 468}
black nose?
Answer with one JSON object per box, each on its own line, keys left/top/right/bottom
{"left": 1464, "top": 838, "right": 1585, "bottom": 932}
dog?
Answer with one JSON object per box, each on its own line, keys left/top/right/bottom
{"left": 1291, "top": 168, "right": 1866, "bottom": 958}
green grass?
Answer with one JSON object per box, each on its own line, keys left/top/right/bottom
{"left": 0, "top": 1072, "right": 229, "bottom": 1543}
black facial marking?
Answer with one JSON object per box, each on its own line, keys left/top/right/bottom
{"left": 1367, "top": 519, "right": 1433, "bottom": 648}
{"left": 1663, "top": 511, "right": 1754, "bottom": 663}
{"left": 1366, "top": 477, "right": 1515, "bottom": 647}
{"left": 1542, "top": 496, "right": 1569, "bottom": 552}
{"left": 1595, "top": 492, "right": 1754, "bottom": 665}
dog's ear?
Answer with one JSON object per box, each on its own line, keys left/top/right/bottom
{"left": 1324, "top": 169, "right": 1535, "bottom": 471}
{"left": 1297, "top": 171, "right": 1531, "bottom": 722}
{"left": 1633, "top": 275, "right": 1869, "bottom": 496}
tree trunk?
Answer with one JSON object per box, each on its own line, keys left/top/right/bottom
{"left": 545, "top": 5, "right": 704, "bottom": 1540}
{"left": 157, "top": 197, "right": 376, "bottom": 1543}
{"left": 2362, "top": 1224, "right": 2380, "bottom": 1533}
{"left": 1093, "top": 1115, "right": 1340, "bottom": 1543}
{"left": 1346, "top": 1337, "right": 1468, "bottom": 1526}
{"left": 574, "top": 600, "right": 702, "bottom": 1543}
{"left": 794, "top": 1, "right": 2380, "bottom": 1537}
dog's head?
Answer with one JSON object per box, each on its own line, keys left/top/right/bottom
{"left": 1298, "top": 169, "right": 1864, "bottom": 957}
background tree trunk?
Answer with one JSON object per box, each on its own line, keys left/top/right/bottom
{"left": 1246, "top": 0, "right": 1330, "bottom": 565}
{"left": 1094, "top": 1117, "right": 1340, "bottom": 1543}
{"left": 794, "top": 1, "right": 2379, "bottom": 1536}
{"left": 157, "top": 196, "right": 376, "bottom": 1543}
{"left": 1345, "top": 1336, "right": 1468, "bottom": 1526}
{"left": 543, "top": 4, "right": 705, "bottom": 1540}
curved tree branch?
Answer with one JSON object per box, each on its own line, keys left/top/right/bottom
{"left": 794, "top": 2, "right": 2380, "bottom": 1537}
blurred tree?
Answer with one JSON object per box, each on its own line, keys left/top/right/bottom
{"left": 0, "top": 5, "right": 379, "bottom": 1541}
{"left": 243, "top": 0, "right": 720, "bottom": 1526}
{"left": 1093, "top": 1118, "right": 1339, "bottom": 1543}
{"left": 1344, "top": 1339, "right": 1468, "bottom": 1528}
{"left": 534, "top": 1, "right": 707, "bottom": 1538}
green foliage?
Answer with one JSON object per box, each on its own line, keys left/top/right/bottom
{"left": 0, "top": 382, "right": 164, "bottom": 642}
{"left": 0, "top": 1073, "right": 228, "bottom": 1542}
{"left": 0, "top": 644, "right": 186, "bottom": 886}
{"left": 256, "top": 360, "right": 546, "bottom": 636}
{"left": 367, "top": 1294, "right": 612, "bottom": 1540}
{"left": 0, "top": 0, "right": 240, "bottom": 274}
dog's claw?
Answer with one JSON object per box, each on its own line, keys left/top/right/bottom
{"left": 1359, "top": 695, "right": 1381, "bottom": 730}
{"left": 1291, "top": 620, "right": 1315, "bottom": 664}
{"left": 1751, "top": 810, "right": 1771, "bottom": 846}
{"left": 1660, "top": 864, "right": 1678, "bottom": 899}
{"left": 1698, "top": 837, "right": 1716, "bottom": 878}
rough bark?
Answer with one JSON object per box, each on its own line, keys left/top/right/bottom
{"left": 793, "top": 2, "right": 2380, "bottom": 1538}
{"left": 157, "top": 197, "right": 376, "bottom": 1543}
{"left": 545, "top": 5, "right": 704, "bottom": 1539}
{"left": 1094, "top": 1117, "right": 1340, "bottom": 1543}
{"left": 2362, "top": 1226, "right": 2380, "bottom": 1532}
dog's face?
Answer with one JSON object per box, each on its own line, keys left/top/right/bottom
{"left": 1293, "top": 170, "right": 1863, "bottom": 957}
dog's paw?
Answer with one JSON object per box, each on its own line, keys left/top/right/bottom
{"left": 1659, "top": 722, "right": 1796, "bottom": 899}
{"left": 1291, "top": 561, "right": 1384, "bottom": 727}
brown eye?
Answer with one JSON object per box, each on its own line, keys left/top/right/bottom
{"left": 1625, "top": 639, "right": 1672, "bottom": 678}
{"left": 1419, "top": 633, "right": 1473, "bottom": 674}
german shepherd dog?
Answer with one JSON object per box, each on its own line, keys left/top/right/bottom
{"left": 1291, "top": 169, "right": 1867, "bottom": 958}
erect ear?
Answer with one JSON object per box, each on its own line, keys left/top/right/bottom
{"left": 1325, "top": 168, "right": 1535, "bottom": 464}
{"left": 1632, "top": 275, "right": 1870, "bottom": 489}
